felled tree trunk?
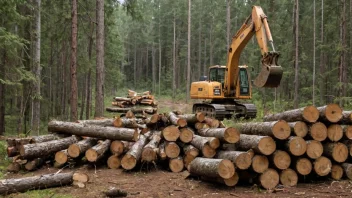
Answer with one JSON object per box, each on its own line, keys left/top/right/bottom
{"left": 313, "top": 156, "right": 332, "bottom": 176}
{"left": 77, "top": 119, "right": 114, "bottom": 127}
{"left": 107, "top": 155, "right": 121, "bottom": 169}
{"left": 158, "top": 141, "right": 167, "bottom": 160}
{"left": 317, "top": 104, "right": 343, "bottom": 123}
{"left": 20, "top": 136, "right": 80, "bottom": 159}
{"left": 7, "top": 146, "right": 18, "bottom": 157}
{"left": 285, "top": 136, "right": 307, "bottom": 156}
{"left": 259, "top": 168, "right": 279, "bottom": 190}
{"left": 0, "top": 172, "right": 74, "bottom": 195}
{"left": 293, "top": 158, "right": 312, "bottom": 176}
{"left": 48, "top": 120, "right": 139, "bottom": 141}
{"left": 279, "top": 169, "right": 298, "bottom": 187}
{"left": 263, "top": 105, "right": 319, "bottom": 123}
{"left": 195, "top": 122, "right": 209, "bottom": 130}
{"left": 85, "top": 139, "right": 111, "bottom": 162}
{"left": 217, "top": 151, "right": 251, "bottom": 170}
{"left": 178, "top": 112, "right": 205, "bottom": 124}
{"left": 327, "top": 124, "right": 343, "bottom": 142}
{"left": 6, "top": 162, "right": 21, "bottom": 173}
{"left": 197, "top": 127, "right": 240, "bottom": 143}
{"left": 104, "top": 187, "right": 128, "bottom": 197}
{"left": 165, "top": 142, "right": 180, "bottom": 159}
{"left": 343, "top": 125, "right": 352, "bottom": 140}
{"left": 323, "top": 142, "right": 348, "bottom": 163}
{"left": 110, "top": 141, "right": 133, "bottom": 156}
{"left": 288, "top": 121, "right": 308, "bottom": 137}
{"left": 236, "top": 134, "right": 276, "bottom": 155}
{"left": 183, "top": 144, "right": 199, "bottom": 157}
{"left": 270, "top": 150, "right": 291, "bottom": 170}
{"left": 188, "top": 158, "right": 235, "bottom": 179}
{"left": 162, "top": 125, "right": 180, "bottom": 141}
{"left": 308, "top": 122, "right": 327, "bottom": 141}
{"left": 251, "top": 155, "right": 269, "bottom": 173}
{"left": 168, "top": 112, "right": 187, "bottom": 127}
{"left": 179, "top": 127, "right": 194, "bottom": 143}
{"left": 169, "top": 156, "right": 184, "bottom": 173}
{"left": 31, "top": 133, "right": 68, "bottom": 143}
{"left": 68, "top": 138, "right": 97, "bottom": 158}
{"left": 121, "top": 135, "right": 148, "bottom": 170}
{"left": 113, "top": 117, "right": 138, "bottom": 128}
{"left": 55, "top": 149, "right": 69, "bottom": 164}
{"left": 238, "top": 121, "right": 290, "bottom": 140}
{"left": 306, "top": 140, "right": 323, "bottom": 159}
{"left": 25, "top": 158, "right": 45, "bottom": 171}
{"left": 203, "top": 117, "right": 220, "bottom": 128}
{"left": 106, "top": 107, "right": 157, "bottom": 114}
{"left": 141, "top": 133, "right": 161, "bottom": 162}
{"left": 191, "top": 135, "right": 216, "bottom": 158}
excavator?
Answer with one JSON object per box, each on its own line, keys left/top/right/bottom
{"left": 190, "top": 6, "right": 283, "bottom": 120}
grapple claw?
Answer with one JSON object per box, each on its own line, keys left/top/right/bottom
{"left": 254, "top": 52, "right": 283, "bottom": 88}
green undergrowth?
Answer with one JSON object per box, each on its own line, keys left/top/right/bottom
{"left": 0, "top": 140, "right": 10, "bottom": 179}
{"left": 7, "top": 189, "right": 75, "bottom": 198}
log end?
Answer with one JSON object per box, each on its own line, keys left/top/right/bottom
{"left": 252, "top": 155, "right": 269, "bottom": 173}
{"left": 288, "top": 137, "right": 307, "bottom": 156}
{"left": 73, "top": 172, "right": 89, "bottom": 183}
{"left": 306, "top": 140, "right": 323, "bottom": 159}
{"left": 55, "top": 151, "right": 68, "bottom": 164}
{"left": 183, "top": 154, "right": 196, "bottom": 168}
{"left": 177, "top": 118, "right": 187, "bottom": 128}
{"left": 324, "top": 104, "right": 343, "bottom": 123}
{"left": 86, "top": 149, "right": 98, "bottom": 162}
{"left": 107, "top": 155, "right": 121, "bottom": 169}
{"left": 273, "top": 150, "right": 291, "bottom": 170}
{"left": 260, "top": 168, "right": 279, "bottom": 190}
{"left": 150, "top": 114, "right": 160, "bottom": 123}
{"left": 327, "top": 124, "right": 343, "bottom": 142}
{"left": 272, "top": 120, "right": 291, "bottom": 140}
{"left": 314, "top": 156, "right": 332, "bottom": 176}
{"left": 169, "top": 157, "right": 184, "bottom": 173}
{"left": 224, "top": 172, "right": 239, "bottom": 187}
{"left": 165, "top": 142, "right": 180, "bottom": 159}
{"left": 133, "top": 129, "right": 140, "bottom": 142}
{"left": 331, "top": 164, "right": 343, "bottom": 180}
{"left": 196, "top": 112, "right": 206, "bottom": 122}
{"left": 202, "top": 145, "right": 216, "bottom": 158}
{"left": 310, "top": 122, "right": 327, "bottom": 141}
{"left": 235, "top": 152, "right": 252, "bottom": 170}
{"left": 280, "top": 169, "right": 298, "bottom": 187}
{"left": 342, "top": 163, "right": 352, "bottom": 180}
{"left": 113, "top": 117, "right": 123, "bottom": 127}
{"left": 344, "top": 126, "right": 352, "bottom": 140}
{"left": 303, "top": 105, "right": 319, "bottom": 123}
{"left": 296, "top": 158, "right": 312, "bottom": 176}
{"left": 180, "top": 128, "right": 194, "bottom": 143}
{"left": 110, "top": 141, "right": 124, "bottom": 156}
{"left": 68, "top": 144, "right": 80, "bottom": 158}
{"left": 332, "top": 143, "right": 348, "bottom": 163}
{"left": 141, "top": 148, "right": 157, "bottom": 162}
{"left": 162, "top": 126, "right": 180, "bottom": 141}
{"left": 258, "top": 136, "right": 276, "bottom": 155}
{"left": 208, "top": 137, "right": 220, "bottom": 149}
{"left": 121, "top": 154, "right": 137, "bottom": 170}
{"left": 218, "top": 159, "right": 235, "bottom": 179}
{"left": 224, "top": 127, "right": 240, "bottom": 144}
{"left": 293, "top": 121, "right": 308, "bottom": 137}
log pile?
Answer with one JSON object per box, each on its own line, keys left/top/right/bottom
{"left": 3, "top": 103, "right": 352, "bottom": 194}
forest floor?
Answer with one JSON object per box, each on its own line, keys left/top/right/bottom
{"left": 2, "top": 99, "right": 352, "bottom": 197}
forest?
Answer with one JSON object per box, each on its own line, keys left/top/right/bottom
{"left": 0, "top": 0, "right": 352, "bottom": 137}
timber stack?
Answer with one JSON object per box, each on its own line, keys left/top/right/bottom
{"left": 3, "top": 103, "right": 352, "bottom": 195}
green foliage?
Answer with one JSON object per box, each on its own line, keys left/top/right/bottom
{"left": 11, "top": 189, "right": 75, "bottom": 198}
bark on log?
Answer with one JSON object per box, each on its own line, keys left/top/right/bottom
{"left": 238, "top": 121, "right": 290, "bottom": 140}
{"left": 251, "top": 155, "right": 269, "bottom": 173}
{"left": 342, "top": 140, "right": 352, "bottom": 157}
{"left": 113, "top": 117, "right": 141, "bottom": 128}
{"left": 204, "top": 117, "right": 220, "bottom": 128}
{"left": 105, "top": 107, "right": 157, "bottom": 114}
{"left": 77, "top": 119, "right": 114, "bottom": 127}
{"left": 306, "top": 140, "right": 323, "bottom": 159}
{"left": 25, "top": 158, "right": 44, "bottom": 171}
{"left": 207, "top": 137, "right": 220, "bottom": 149}
{"left": 162, "top": 125, "right": 180, "bottom": 141}
{"left": 20, "top": 136, "right": 80, "bottom": 159}
{"left": 339, "top": 111, "right": 352, "bottom": 124}
{"left": 55, "top": 149, "right": 69, "bottom": 164}
{"left": 169, "top": 156, "right": 184, "bottom": 173}
{"left": 179, "top": 127, "right": 194, "bottom": 143}
{"left": 191, "top": 135, "right": 216, "bottom": 158}
{"left": 198, "top": 127, "right": 240, "bottom": 144}
{"left": 107, "top": 155, "right": 121, "bottom": 169}
{"left": 342, "top": 125, "right": 352, "bottom": 140}
{"left": 259, "top": 168, "right": 279, "bottom": 190}
{"left": 188, "top": 158, "right": 235, "bottom": 179}
{"left": 313, "top": 156, "right": 332, "bottom": 176}
{"left": 236, "top": 134, "right": 276, "bottom": 155}
{"left": 121, "top": 135, "right": 148, "bottom": 170}
{"left": 109, "top": 141, "right": 133, "bottom": 156}
{"left": 317, "top": 104, "right": 343, "bottom": 123}
{"left": 263, "top": 105, "right": 319, "bottom": 123}
{"left": 31, "top": 133, "right": 68, "bottom": 143}
{"left": 158, "top": 141, "right": 167, "bottom": 160}
{"left": 68, "top": 138, "right": 97, "bottom": 158}
{"left": 165, "top": 142, "right": 180, "bottom": 159}
{"left": 201, "top": 172, "right": 239, "bottom": 187}
{"left": 288, "top": 121, "right": 308, "bottom": 137}
{"left": 331, "top": 164, "right": 343, "bottom": 180}
{"left": 168, "top": 112, "right": 187, "bottom": 127}
{"left": 217, "top": 151, "right": 251, "bottom": 170}
{"left": 327, "top": 124, "right": 343, "bottom": 142}
{"left": 285, "top": 136, "right": 307, "bottom": 156}
{"left": 104, "top": 187, "right": 128, "bottom": 197}
{"left": 86, "top": 139, "right": 111, "bottom": 162}
{"left": 323, "top": 142, "right": 348, "bottom": 163}
{"left": 114, "top": 97, "right": 132, "bottom": 102}
{"left": 48, "top": 120, "right": 139, "bottom": 141}
{"left": 178, "top": 112, "right": 205, "bottom": 124}
{"left": 0, "top": 172, "right": 74, "bottom": 195}
{"left": 183, "top": 144, "right": 199, "bottom": 157}
{"left": 141, "top": 133, "right": 161, "bottom": 162}
{"left": 6, "top": 138, "right": 31, "bottom": 147}
{"left": 195, "top": 122, "right": 209, "bottom": 130}
{"left": 294, "top": 157, "right": 312, "bottom": 176}
{"left": 342, "top": 163, "right": 352, "bottom": 180}
{"left": 271, "top": 150, "right": 291, "bottom": 170}
{"left": 280, "top": 168, "right": 298, "bottom": 187}
{"left": 309, "top": 122, "right": 327, "bottom": 141}
{"left": 183, "top": 154, "right": 196, "bottom": 168}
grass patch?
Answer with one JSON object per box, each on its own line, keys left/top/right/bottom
{"left": 9, "top": 189, "right": 75, "bottom": 198}
{"left": 0, "top": 140, "right": 10, "bottom": 178}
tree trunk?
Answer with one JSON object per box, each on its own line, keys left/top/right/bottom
{"left": 188, "top": 158, "right": 235, "bottom": 179}
{"left": 48, "top": 121, "right": 139, "bottom": 141}
{"left": 327, "top": 124, "right": 343, "bottom": 142}
{"left": 236, "top": 134, "right": 276, "bottom": 155}
{"left": 78, "top": 119, "right": 114, "bottom": 127}
{"left": 226, "top": 0, "right": 231, "bottom": 49}
{"left": 86, "top": 139, "right": 111, "bottom": 162}
{"left": 191, "top": 135, "right": 216, "bottom": 158}
{"left": 183, "top": 144, "right": 199, "bottom": 157}
{"left": 238, "top": 121, "right": 290, "bottom": 140}
{"left": 121, "top": 135, "right": 148, "bottom": 170}
{"left": 323, "top": 142, "right": 348, "bottom": 163}
{"left": 203, "top": 117, "right": 220, "bottom": 128}
{"left": 165, "top": 141, "right": 180, "bottom": 159}
{"left": 105, "top": 107, "right": 157, "bottom": 114}
{"left": 313, "top": 156, "right": 331, "bottom": 176}
{"left": 95, "top": 0, "right": 105, "bottom": 117}
{"left": 0, "top": 47, "right": 5, "bottom": 135}
{"left": 317, "top": 104, "right": 343, "bottom": 123}
{"left": 198, "top": 127, "right": 240, "bottom": 144}
{"left": 279, "top": 169, "right": 298, "bottom": 187}
{"left": 293, "top": 0, "right": 299, "bottom": 108}
{"left": 306, "top": 140, "right": 323, "bottom": 159}
{"left": 70, "top": 0, "right": 78, "bottom": 121}
{"left": 217, "top": 151, "right": 251, "bottom": 170}
{"left": 169, "top": 156, "right": 184, "bottom": 173}
{"left": 259, "top": 168, "right": 279, "bottom": 190}
{"left": 68, "top": 137, "right": 97, "bottom": 158}
{"left": 186, "top": 0, "right": 191, "bottom": 102}
{"left": 162, "top": 125, "right": 180, "bottom": 141}
{"left": 285, "top": 136, "right": 307, "bottom": 156}
{"left": 319, "top": 0, "right": 325, "bottom": 105}
{"left": 288, "top": 121, "right": 308, "bottom": 137}
{"left": 331, "top": 164, "right": 343, "bottom": 180}
{"left": 0, "top": 172, "right": 74, "bottom": 195}
{"left": 263, "top": 106, "right": 319, "bottom": 123}
{"left": 172, "top": 13, "right": 176, "bottom": 100}
{"left": 338, "top": 0, "right": 347, "bottom": 106}
{"left": 309, "top": 122, "right": 327, "bottom": 141}
{"left": 31, "top": 0, "right": 41, "bottom": 135}
{"left": 20, "top": 136, "right": 80, "bottom": 159}
{"left": 141, "top": 133, "right": 161, "bottom": 162}
{"left": 294, "top": 157, "right": 312, "bottom": 176}
{"left": 270, "top": 150, "right": 291, "bottom": 170}
{"left": 158, "top": 141, "right": 167, "bottom": 160}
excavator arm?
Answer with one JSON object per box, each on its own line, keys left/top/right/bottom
{"left": 224, "top": 6, "right": 283, "bottom": 97}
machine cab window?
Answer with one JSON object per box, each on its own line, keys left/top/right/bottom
{"left": 239, "top": 68, "right": 249, "bottom": 95}
{"left": 209, "top": 67, "right": 225, "bottom": 84}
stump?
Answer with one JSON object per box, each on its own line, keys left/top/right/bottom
{"left": 188, "top": 158, "right": 235, "bottom": 179}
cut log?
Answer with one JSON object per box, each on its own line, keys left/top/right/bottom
{"left": 107, "top": 155, "right": 121, "bottom": 169}
{"left": 342, "top": 125, "right": 352, "bottom": 140}
{"left": 6, "top": 137, "right": 31, "bottom": 147}
{"left": 306, "top": 140, "right": 323, "bottom": 159}
{"left": 162, "top": 125, "right": 180, "bottom": 141}
{"left": 204, "top": 117, "right": 220, "bottom": 128}
{"left": 309, "top": 122, "right": 327, "bottom": 141}
{"left": 85, "top": 139, "right": 111, "bottom": 162}
{"left": 121, "top": 135, "right": 148, "bottom": 170}
{"left": 271, "top": 150, "right": 291, "bottom": 170}
{"left": 259, "top": 168, "right": 279, "bottom": 190}
{"left": 285, "top": 136, "right": 307, "bottom": 156}
{"left": 125, "top": 110, "right": 135, "bottom": 118}
{"left": 331, "top": 164, "right": 343, "bottom": 180}
{"left": 342, "top": 163, "right": 352, "bottom": 180}
{"left": 201, "top": 172, "right": 239, "bottom": 187}
{"left": 183, "top": 144, "right": 199, "bottom": 157}
{"left": 313, "top": 156, "right": 332, "bottom": 176}
{"left": 73, "top": 172, "right": 89, "bottom": 183}
{"left": 317, "top": 104, "right": 343, "bottom": 123}
{"left": 105, "top": 107, "right": 157, "bottom": 114}
{"left": 339, "top": 111, "right": 352, "bottom": 124}
{"left": 197, "top": 127, "right": 240, "bottom": 144}
{"left": 68, "top": 138, "right": 98, "bottom": 158}
{"left": 323, "top": 142, "right": 348, "bottom": 163}
{"left": 263, "top": 105, "right": 319, "bottom": 123}
{"left": 77, "top": 119, "right": 114, "bottom": 127}
{"left": 342, "top": 140, "right": 352, "bottom": 157}
{"left": 113, "top": 117, "right": 138, "bottom": 128}
{"left": 327, "top": 124, "right": 343, "bottom": 142}
{"left": 179, "top": 127, "right": 194, "bottom": 143}
{"left": 55, "top": 149, "right": 69, "bottom": 164}
{"left": 178, "top": 112, "right": 205, "bottom": 124}
{"left": 158, "top": 141, "right": 167, "bottom": 160}
{"left": 294, "top": 158, "right": 312, "bottom": 176}
{"left": 141, "top": 133, "right": 161, "bottom": 162}
{"left": 110, "top": 141, "right": 133, "bottom": 156}
{"left": 169, "top": 156, "right": 184, "bottom": 173}
{"left": 114, "top": 97, "right": 132, "bottom": 102}
{"left": 168, "top": 112, "right": 187, "bottom": 127}
{"left": 288, "top": 121, "right": 308, "bottom": 137}
{"left": 183, "top": 154, "right": 196, "bottom": 168}
{"left": 238, "top": 121, "right": 290, "bottom": 140}
{"left": 165, "top": 142, "right": 180, "bottom": 159}
{"left": 20, "top": 136, "right": 80, "bottom": 159}
{"left": 0, "top": 172, "right": 74, "bottom": 195}
{"left": 251, "top": 155, "right": 269, "bottom": 173}
{"left": 280, "top": 168, "right": 298, "bottom": 187}
{"left": 48, "top": 120, "right": 139, "bottom": 141}
{"left": 217, "top": 151, "right": 251, "bottom": 170}
{"left": 31, "top": 133, "right": 68, "bottom": 143}
{"left": 236, "top": 134, "right": 276, "bottom": 155}
{"left": 195, "top": 122, "right": 209, "bottom": 130}
{"left": 191, "top": 135, "right": 216, "bottom": 158}
{"left": 104, "top": 187, "right": 128, "bottom": 197}
{"left": 6, "top": 162, "right": 21, "bottom": 173}
{"left": 207, "top": 137, "right": 220, "bottom": 149}
{"left": 188, "top": 158, "right": 235, "bottom": 179}
{"left": 7, "top": 146, "right": 18, "bottom": 157}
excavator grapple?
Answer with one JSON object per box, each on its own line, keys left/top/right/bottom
{"left": 254, "top": 51, "right": 283, "bottom": 88}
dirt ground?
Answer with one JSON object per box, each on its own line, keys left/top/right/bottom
{"left": 3, "top": 163, "right": 352, "bottom": 198}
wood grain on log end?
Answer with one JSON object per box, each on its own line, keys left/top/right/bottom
{"left": 303, "top": 105, "right": 319, "bottom": 123}
{"left": 165, "top": 142, "right": 180, "bottom": 159}
{"left": 179, "top": 128, "right": 194, "bottom": 143}
{"left": 272, "top": 150, "right": 291, "bottom": 170}
{"left": 259, "top": 168, "right": 279, "bottom": 190}
{"left": 280, "top": 168, "right": 298, "bottom": 187}
{"left": 289, "top": 121, "right": 308, "bottom": 137}
{"left": 109, "top": 141, "right": 124, "bottom": 156}
{"left": 141, "top": 147, "right": 157, "bottom": 162}
{"left": 224, "top": 127, "right": 240, "bottom": 143}
{"left": 343, "top": 125, "right": 352, "bottom": 139}
{"left": 207, "top": 137, "right": 220, "bottom": 149}
{"left": 310, "top": 122, "right": 327, "bottom": 141}
{"left": 202, "top": 144, "right": 216, "bottom": 158}
{"left": 296, "top": 158, "right": 312, "bottom": 176}
{"left": 85, "top": 149, "right": 98, "bottom": 162}
{"left": 322, "top": 104, "right": 343, "bottom": 123}
{"left": 252, "top": 155, "right": 269, "bottom": 173}
{"left": 55, "top": 150, "right": 68, "bottom": 164}
{"left": 121, "top": 154, "right": 137, "bottom": 170}
{"left": 73, "top": 172, "right": 89, "bottom": 183}
{"left": 223, "top": 172, "right": 239, "bottom": 186}
{"left": 306, "top": 140, "right": 323, "bottom": 159}
{"left": 107, "top": 155, "right": 121, "bottom": 169}
{"left": 68, "top": 144, "right": 81, "bottom": 158}
{"left": 196, "top": 112, "right": 206, "bottom": 122}
{"left": 314, "top": 156, "right": 332, "bottom": 176}
{"left": 258, "top": 136, "right": 276, "bottom": 155}
{"left": 162, "top": 126, "right": 180, "bottom": 141}
{"left": 287, "top": 136, "right": 307, "bottom": 156}
{"left": 272, "top": 120, "right": 290, "bottom": 140}
{"left": 183, "top": 154, "right": 196, "bottom": 168}
{"left": 327, "top": 124, "right": 343, "bottom": 142}
{"left": 169, "top": 157, "right": 184, "bottom": 173}
{"left": 331, "top": 164, "right": 343, "bottom": 180}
